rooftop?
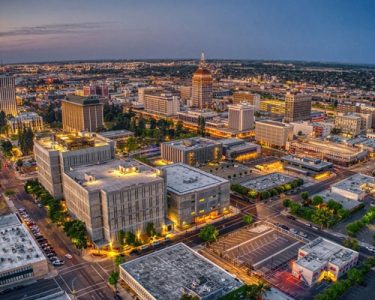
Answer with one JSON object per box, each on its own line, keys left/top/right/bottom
{"left": 9, "top": 112, "right": 42, "bottom": 121}
{"left": 63, "top": 95, "right": 101, "bottom": 105}
{"left": 241, "top": 173, "right": 296, "bottom": 192}
{"left": 0, "top": 214, "right": 46, "bottom": 273}
{"left": 314, "top": 190, "right": 361, "bottom": 211}
{"left": 297, "top": 238, "right": 358, "bottom": 271}
{"left": 256, "top": 120, "right": 291, "bottom": 128}
{"left": 291, "top": 139, "right": 365, "bottom": 155}
{"left": 120, "top": 243, "right": 242, "bottom": 300}
{"left": 162, "top": 137, "right": 221, "bottom": 151}
{"left": 65, "top": 159, "right": 162, "bottom": 192}
{"left": 281, "top": 155, "right": 333, "bottom": 171}
{"left": 331, "top": 173, "right": 375, "bottom": 195}
{"left": 98, "top": 129, "right": 134, "bottom": 139}
{"left": 162, "top": 163, "right": 228, "bottom": 195}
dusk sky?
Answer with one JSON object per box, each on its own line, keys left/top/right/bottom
{"left": 1, "top": 0, "right": 375, "bottom": 64}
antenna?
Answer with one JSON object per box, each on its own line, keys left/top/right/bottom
{"left": 200, "top": 52, "right": 205, "bottom": 67}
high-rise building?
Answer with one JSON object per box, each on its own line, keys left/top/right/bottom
{"left": 284, "top": 92, "right": 312, "bottom": 123}
{"left": 0, "top": 75, "right": 18, "bottom": 116}
{"left": 233, "top": 91, "right": 260, "bottom": 110}
{"left": 143, "top": 91, "right": 180, "bottom": 116}
{"left": 255, "top": 120, "right": 293, "bottom": 148}
{"left": 228, "top": 103, "right": 254, "bottom": 131}
{"left": 191, "top": 53, "right": 213, "bottom": 108}
{"left": 61, "top": 95, "right": 104, "bottom": 132}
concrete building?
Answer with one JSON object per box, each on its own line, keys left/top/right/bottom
{"left": 8, "top": 112, "right": 43, "bottom": 134}
{"left": 34, "top": 132, "right": 115, "bottom": 199}
{"left": 120, "top": 243, "right": 242, "bottom": 300}
{"left": 180, "top": 85, "right": 192, "bottom": 102}
{"left": 161, "top": 137, "right": 222, "bottom": 166}
{"left": 61, "top": 95, "right": 104, "bottom": 132}
{"left": 334, "top": 114, "right": 362, "bottom": 136}
{"left": 233, "top": 91, "right": 260, "bottom": 110}
{"left": 63, "top": 159, "right": 166, "bottom": 245}
{"left": 138, "top": 87, "right": 162, "bottom": 104}
{"left": 162, "top": 163, "right": 230, "bottom": 228}
{"left": 143, "top": 91, "right": 180, "bottom": 116}
{"left": 191, "top": 53, "right": 213, "bottom": 108}
{"left": 311, "top": 122, "right": 334, "bottom": 138}
{"left": 281, "top": 155, "right": 333, "bottom": 174}
{"left": 255, "top": 120, "right": 293, "bottom": 148}
{"left": 97, "top": 129, "right": 134, "bottom": 149}
{"left": 259, "top": 99, "right": 285, "bottom": 115}
{"left": 219, "top": 138, "right": 260, "bottom": 161}
{"left": 228, "top": 103, "right": 254, "bottom": 131}
{"left": 331, "top": 174, "right": 375, "bottom": 201}
{"left": 284, "top": 92, "right": 312, "bottom": 123}
{"left": 0, "top": 75, "right": 17, "bottom": 116}
{"left": 240, "top": 173, "right": 296, "bottom": 192}
{"left": 0, "top": 214, "right": 48, "bottom": 291}
{"left": 292, "top": 238, "right": 359, "bottom": 286}
{"left": 289, "top": 121, "right": 314, "bottom": 137}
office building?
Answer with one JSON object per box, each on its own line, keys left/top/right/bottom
{"left": 61, "top": 95, "right": 104, "bottom": 132}
{"left": 162, "top": 163, "right": 230, "bottom": 228}
{"left": 144, "top": 91, "right": 180, "bottom": 116}
{"left": 138, "top": 87, "right": 162, "bottom": 104}
{"left": 228, "top": 103, "right": 254, "bottom": 131}
{"left": 63, "top": 159, "right": 166, "bottom": 245}
{"left": 0, "top": 214, "right": 48, "bottom": 291}
{"left": 97, "top": 129, "right": 134, "bottom": 149}
{"left": 0, "top": 75, "right": 17, "bottom": 116}
{"left": 233, "top": 91, "right": 260, "bottom": 110}
{"left": 255, "top": 120, "right": 293, "bottom": 148}
{"left": 191, "top": 53, "right": 213, "bottom": 108}
{"left": 180, "top": 86, "right": 192, "bottom": 101}
{"left": 259, "top": 99, "right": 285, "bottom": 115}
{"left": 281, "top": 155, "right": 333, "bottom": 174}
{"left": 219, "top": 138, "right": 260, "bottom": 161}
{"left": 285, "top": 92, "right": 312, "bottom": 123}
{"left": 120, "top": 243, "right": 242, "bottom": 300}
{"left": 331, "top": 174, "right": 375, "bottom": 201}
{"left": 161, "top": 137, "right": 222, "bottom": 166}
{"left": 292, "top": 238, "right": 359, "bottom": 286}
{"left": 8, "top": 112, "right": 43, "bottom": 134}
{"left": 334, "top": 114, "right": 362, "bottom": 136}
{"left": 34, "top": 132, "right": 115, "bottom": 199}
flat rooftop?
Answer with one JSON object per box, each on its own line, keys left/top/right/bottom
{"left": 314, "top": 190, "right": 361, "bottom": 211}
{"left": 97, "top": 129, "right": 134, "bottom": 139}
{"left": 36, "top": 132, "right": 109, "bottom": 152}
{"left": 9, "top": 112, "right": 41, "bottom": 121}
{"left": 162, "top": 163, "right": 228, "bottom": 195}
{"left": 297, "top": 238, "right": 358, "bottom": 271}
{"left": 162, "top": 137, "right": 221, "bottom": 151}
{"left": 293, "top": 139, "right": 364, "bottom": 155}
{"left": 256, "top": 120, "right": 291, "bottom": 127}
{"left": 241, "top": 173, "right": 295, "bottom": 192}
{"left": 332, "top": 174, "right": 375, "bottom": 195}
{"left": 281, "top": 155, "right": 333, "bottom": 171}
{"left": 63, "top": 95, "right": 101, "bottom": 105}
{"left": 0, "top": 214, "right": 46, "bottom": 273}
{"left": 65, "top": 159, "right": 162, "bottom": 192}
{"left": 121, "top": 243, "right": 242, "bottom": 300}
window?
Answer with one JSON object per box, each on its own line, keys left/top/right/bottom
{"left": 199, "top": 198, "right": 205, "bottom": 202}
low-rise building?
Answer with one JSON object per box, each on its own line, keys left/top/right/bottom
{"left": 161, "top": 163, "right": 230, "bottom": 228}
{"left": 63, "top": 159, "right": 166, "bottom": 245}
{"left": 120, "top": 243, "right": 242, "bottom": 300}
{"left": 334, "top": 114, "right": 362, "bottom": 136}
{"left": 281, "top": 155, "right": 332, "bottom": 174}
{"left": 97, "top": 129, "right": 134, "bottom": 149}
{"left": 161, "top": 137, "right": 222, "bottom": 166}
{"left": 259, "top": 99, "right": 285, "bottom": 115}
{"left": 219, "top": 138, "right": 260, "bottom": 161}
{"left": 255, "top": 120, "right": 293, "bottom": 148}
{"left": 292, "top": 238, "right": 359, "bottom": 286}
{"left": 331, "top": 173, "right": 375, "bottom": 201}
{"left": 0, "top": 214, "right": 48, "bottom": 291}
{"left": 8, "top": 112, "right": 43, "bottom": 134}
{"left": 233, "top": 91, "right": 260, "bottom": 110}
{"left": 240, "top": 173, "right": 296, "bottom": 192}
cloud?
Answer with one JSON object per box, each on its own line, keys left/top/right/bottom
{"left": 0, "top": 22, "right": 110, "bottom": 38}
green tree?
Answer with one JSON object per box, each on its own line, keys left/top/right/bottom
{"left": 1, "top": 140, "right": 13, "bottom": 157}
{"left": 145, "top": 222, "right": 156, "bottom": 237}
{"left": 175, "top": 120, "right": 184, "bottom": 137}
{"left": 197, "top": 116, "right": 205, "bottom": 136}
{"left": 108, "top": 271, "right": 119, "bottom": 290}
{"left": 180, "top": 294, "right": 199, "bottom": 300}
{"left": 312, "top": 195, "right": 324, "bottom": 206}
{"left": 347, "top": 268, "right": 364, "bottom": 285}
{"left": 124, "top": 137, "right": 138, "bottom": 154}
{"left": 300, "top": 191, "right": 309, "bottom": 201}
{"left": 114, "top": 255, "right": 125, "bottom": 269}
{"left": 312, "top": 209, "right": 332, "bottom": 229}
{"left": 63, "top": 220, "right": 88, "bottom": 249}
{"left": 125, "top": 231, "right": 136, "bottom": 245}
{"left": 118, "top": 229, "right": 126, "bottom": 248}
{"left": 283, "top": 198, "right": 291, "bottom": 208}
{"left": 198, "top": 224, "right": 219, "bottom": 243}
{"left": 149, "top": 118, "right": 157, "bottom": 129}
{"left": 243, "top": 215, "right": 253, "bottom": 225}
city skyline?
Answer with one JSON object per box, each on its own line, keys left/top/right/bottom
{"left": 1, "top": 0, "right": 375, "bottom": 64}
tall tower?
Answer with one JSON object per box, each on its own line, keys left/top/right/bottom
{"left": 284, "top": 92, "right": 311, "bottom": 123}
{"left": 228, "top": 103, "right": 254, "bottom": 131}
{"left": 0, "top": 75, "right": 18, "bottom": 116}
{"left": 191, "top": 52, "right": 213, "bottom": 109}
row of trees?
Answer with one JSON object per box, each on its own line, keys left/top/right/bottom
{"left": 117, "top": 222, "right": 158, "bottom": 250}
{"left": 346, "top": 207, "right": 375, "bottom": 236}
{"left": 25, "top": 180, "right": 88, "bottom": 249}
{"left": 314, "top": 257, "right": 375, "bottom": 300}
{"left": 218, "top": 282, "right": 270, "bottom": 300}
{"left": 231, "top": 178, "right": 304, "bottom": 201}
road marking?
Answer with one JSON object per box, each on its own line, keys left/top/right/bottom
{"left": 224, "top": 229, "right": 274, "bottom": 252}
{"left": 76, "top": 284, "right": 109, "bottom": 298}
{"left": 56, "top": 274, "right": 72, "bottom": 293}
{"left": 91, "top": 264, "right": 107, "bottom": 282}
{"left": 252, "top": 241, "right": 300, "bottom": 268}
{"left": 59, "top": 262, "right": 90, "bottom": 275}
{"left": 75, "top": 281, "right": 107, "bottom": 293}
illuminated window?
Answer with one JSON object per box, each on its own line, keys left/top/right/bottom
{"left": 199, "top": 198, "right": 205, "bottom": 202}
{"left": 199, "top": 209, "right": 205, "bottom": 214}
{"left": 191, "top": 212, "right": 196, "bottom": 215}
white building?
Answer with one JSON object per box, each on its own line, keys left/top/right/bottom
{"left": 292, "top": 238, "right": 359, "bottom": 286}
{"left": 0, "top": 214, "right": 48, "bottom": 291}
{"left": 289, "top": 121, "right": 314, "bottom": 136}
{"left": 228, "top": 103, "right": 254, "bottom": 131}
{"left": 143, "top": 91, "right": 180, "bottom": 116}
{"left": 331, "top": 173, "right": 375, "bottom": 201}
{"left": 255, "top": 120, "right": 293, "bottom": 148}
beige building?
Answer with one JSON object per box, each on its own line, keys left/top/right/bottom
{"left": 285, "top": 92, "right": 312, "bottom": 123}
{"left": 144, "top": 91, "right": 180, "bottom": 116}
{"left": 228, "top": 103, "right": 254, "bottom": 131}
{"left": 63, "top": 159, "right": 166, "bottom": 245}
{"left": 34, "top": 132, "right": 115, "bottom": 199}
{"left": 191, "top": 53, "right": 213, "bottom": 108}
{"left": 61, "top": 95, "right": 104, "bottom": 132}
{"left": 0, "top": 214, "right": 48, "bottom": 291}
{"left": 138, "top": 86, "right": 162, "bottom": 104}
{"left": 255, "top": 120, "right": 293, "bottom": 148}
{"left": 8, "top": 112, "right": 43, "bottom": 134}
{"left": 162, "top": 164, "right": 230, "bottom": 228}
{"left": 233, "top": 91, "right": 260, "bottom": 110}
{"left": 0, "top": 76, "right": 17, "bottom": 116}
{"left": 259, "top": 99, "right": 285, "bottom": 115}
{"left": 334, "top": 114, "right": 362, "bottom": 136}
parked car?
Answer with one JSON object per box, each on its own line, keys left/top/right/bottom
{"left": 65, "top": 254, "right": 73, "bottom": 259}
{"left": 299, "top": 231, "right": 308, "bottom": 238}
{"left": 38, "top": 203, "right": 43, "bottom": 208}
{"left": 290, "top": 228, "right": 298, "bottom": 234}
{"left": 287, "top": 215, "right": 296, "bottom": 220}
{"left": 52, "top": 260, "right": 64, "bottom": 266}
{"left": 366, "top": 246, "right": 375, "bottom": 253}
{"left": 279, "top": 224, "right": 289, "bottom": 231}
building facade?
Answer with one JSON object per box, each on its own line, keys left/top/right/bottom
{"left": 61, "top": 95, "right": 104, "bottom": 132}
{"left": 334, "top": 114, "right": 362, "bottom": 136}
{"left": 255, "top": 120, "right": 293, "bottom": 148}
{"left": 284, "top": 92, "right": 312, "bottom": 123}
{"left": 191, "top": 53, "right": 213, "bottom": 109}
{"left": 8, "top": 112, "right": 43, "bottom": 134}
{"left": 143, "top": 91, "right": 180, "bottom": 116}
{"left": 228, "top": 103, "right": 254, "bottom": 131}
{"left": 0, "top": 76, "right": 18, "bottom": 116}
{"left": 233, "top": 91, "right": 260, "bottom": 110}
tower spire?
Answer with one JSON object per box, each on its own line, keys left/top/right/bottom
{"left": 200, "top": 52, "right": 205, "bottom": 67}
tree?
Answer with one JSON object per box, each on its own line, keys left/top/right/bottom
{"left": 114, "top": 255, "right": 125, "bottom": 268}
{"left": 149, "top": 118, "right": 157, "bottom": 129}
{"left": 108, "top": 271, "right": 119, "bottom": 290}
{"left": 180, "top": 294, "right": 199, "bottom": 300}
{"left": 18, "top": 127, "right": 34, "bottom": 155}
{"left": 63, "top": 220, "right": 88, "bottom": 249}
{"left": 243, "top": 215, "right": 253, "bottom": 225}
{"left": 1, "top": 140, "right": 13, "bottom": 157}
{"left": 175, "top": 120, "right": 184, "bottom": 137}
{"left": 197, "top": 116, "right": 205, "bottom": 136}
{"left": 125, "top": 231, "right": 136, "bottom": 246}
{"left": 283, "top": 198, "right": 291, "bottom": 208}
{"left": 124, "top": 137, "right": 138, "bottom": 154}
{"left": 118, "top": 229, "right": 126, "bottom": 248}
{"left": 198, "top": 224, "right": 219, "bottom": 243}
{"left": 312, "top": 195, "right": 324, "bottom": 206}
{"left": 145, "top": 222, "right": 156, "bottom": 237}
{"left": 312, "top": 209, "right": 332, "bottom": 229}
{"left": 300, "top": 191, "right": 309, "bottom": 201}
{"left": 347, "top": 268, "right": 364, "bottom": 285}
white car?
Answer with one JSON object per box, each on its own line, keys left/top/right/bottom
{"left": 290, "top": 228, "right": 298, "bottom": 234}
{"left": 366, "top": 246, "right": 375, "bottom": 253}
{"left": 65, "top": 254, "right": 73, "bottom": 259}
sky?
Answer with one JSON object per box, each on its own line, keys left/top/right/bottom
{"left": 1, "top": 0, "right": 375, "bottom": 64}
